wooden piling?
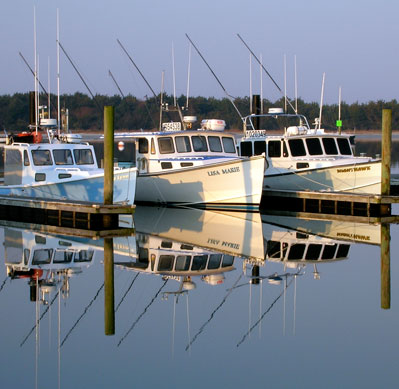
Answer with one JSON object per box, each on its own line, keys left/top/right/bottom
{"left": 103, "top": 106, "right": 114, "bottom": 228}
{"left": 381, "top": 109, "right": 392, "bottom": 195}
{"left": 104, "top": 237, "right": 115, "bottom": 335}
{"left": 381, "top": 223, "right": 391, "bottom": 309}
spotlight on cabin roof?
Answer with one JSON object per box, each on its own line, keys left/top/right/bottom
{"left": 268, "top": 108, "right": 284, "bottom": 115}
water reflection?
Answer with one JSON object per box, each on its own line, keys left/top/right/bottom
{"left": 0, "top": 206, "right": 391, "bottom": 388}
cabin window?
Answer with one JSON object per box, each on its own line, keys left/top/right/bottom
{"left": 287, "top": 244, "right": 306, "bottom": 260}
{"left": 32, "top": 150, "right": 53, "bottom": 166}
{"left": 23, "top": 150, "right": 30, "bottom": 166}
{"left": 158, "top": 137, "right": 175, "bottom": 154}
{"left": 305, "top": 138, "right": 323, "bottom": 155}
{"left": 267, "top": 241, "right": 288, "bottom": 259}
{"left": 336, "top": 244, "right": 350, "bottom": 258}
{"left": 35, "top": 173, "right": 46, "bottom": 182}
{"left": 161, "top": 241, "right": 173, "bottom": 248}
{"left": 175, "top": 255, "right": 191, "bottom": 271}
{"left": 222, "top": 255, "right": 234, "bottom": 267}
{"left": 305, "top": 244, "right": 322, "bottom": 260}
{"left": 208, "top": 136, "right": 223, "bottom": 152}
{"left": 24, "top": 249, "right": 30, "bottom": 266}
{"left": 53, "top": 149, "right": 74, "bottom": 165}
{"left": 74, "top": 250, "right": 94, "bottom": 262}
{"left": 288, "top": 139, "right": 306, "bottom": 157}
{"left": 73, "top": 149, "right": 94, "bottom": 165}
{"left": 208, "top": 254, "right": 222, "bottom": 269}
{"left": 192, "top": 136, "right": 208, "bottom": 152}
{"left": 138, "top": 138, "right": 149, "bottom": 154}
{"left": 337, "top": 138, "right": 352, "bottom": 155}
{"left": 158, "top": 255, "right": 174, "bottom": 271}
{"left": 161, "top": 162, "right": 173, "bottom": 169}
{"left": 58, "top": 173, "right": 72, "bottom": 179}
{"left": 175, "top": 136, "right": 192, "bottom": 153}
{"left": 53, "top": 250, "right": 73, "bottom": 264}
{"left": 321, "top": 244, "right": 337, "bottom": 259}
{"left": 32, "top": 249, "right": 53, "bottom": 265}
{"left": 240, "top": 141, "right": 253, "bottom": 157}
{"left": 254, "top": 141, "right": 266, "bottom": 155}
{"left": 283, "top": 141, "right": 289, "bottom": 157}
{"left": 268, "top": 141, "right": 281, "bottom": 157}
{"left": 180, "top": 162, "right": 193, "bottom": 167}
{"left": 191, "top": 255, "right": 207, "bottom": 270}
{"left": 322, "top": 138, "right": 338, "bottom": 155}
{"left": 137, "top": 247, "right": 149, "bottom": 269}
{"left": 222, "top": 137, "right": 236, "bottom": 153}
{"left": 297, "top": 163, "right": 309, "bottom": 169}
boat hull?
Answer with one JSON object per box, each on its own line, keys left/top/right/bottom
{"left": 0, "top": 168, "right": 137, "bottom": 204}
{"left": 135, "top": 156, "right": 265, "bottom": 210}
{"left": 264, "top": 160, "right": 382, "bottom": 194}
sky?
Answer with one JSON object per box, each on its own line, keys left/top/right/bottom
{"left": 0, "top": 0, "right": 398, "bottom": 105}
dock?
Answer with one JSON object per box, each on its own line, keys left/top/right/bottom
{"left": 0, "top": 195, "right": 135, "bottom": 232}
{"left": 261, "top": 188, "right": 399, "bottom": 222}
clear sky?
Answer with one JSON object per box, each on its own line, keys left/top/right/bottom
{"left": 0, "top": 0, "right": 398, "bottom": 104}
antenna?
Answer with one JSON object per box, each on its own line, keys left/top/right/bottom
{"left": 284, "top": 54, "right": 287, "bottom": 113}
{"left": 159, "top": 70, "right": 165, "bottom": 131}
{"left": 48, "top": 57, "right": 51, "bottom": 115}
{"left": 186, "top": 42, "right": 192, "bottom": 109}
{"left": 237, "top": 34, "right": 297, "bottom": 113}
{"left": 172, "top": 42, "right": 177, "bottom": 107}
{"left": 294, "top": 55, "right": 298, "bottom": 113}
{"left": 260, "top": 53, "right": 263, "bottom": 114}
{"left": 318, "top": 72, "right": 326, "bottom": 130}
{"left": 185, "top": 33, "right": 243, "bottom": 120}
{"left": 33, "top": 6, "right": 38, "bottom": 132}
{"left": 249, "top": 54, "right": 252, "bottom": 112}
{"left": 338, "top": 86, "right": 342, "bottom": 134}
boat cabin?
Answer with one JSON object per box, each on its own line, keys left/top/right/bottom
{"left": 116, "top": 235, "right": 235, "bottom": 278}
{"left": 0, "top": 142, "right": 98, "bottom": 185}
{"left": 129, "top": 130, "right": 238, "bottom": 174}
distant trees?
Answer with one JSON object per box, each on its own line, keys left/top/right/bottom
{"left": 0, "top": 92, "right": 397, "bottom": 132}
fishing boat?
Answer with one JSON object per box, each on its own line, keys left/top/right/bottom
{"left": 236, "top": 108, "right": 382, "bottom": 194}
{"left": 0, "top": 101, "right": 137, "bottom": 205}
{"left": 115, "top": 118, "right": 265, "bottom": 210}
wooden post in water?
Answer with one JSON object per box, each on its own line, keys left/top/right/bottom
{"left": 381, "top": 223, "right": 391, "bottom": 309}
{"left": 104, "top": 237, "right": 115, "bottom": 334}
{"left": 381, "top": 109, "right": 392, "bottom": 215}
{"left": 103, "top": 106, "right": 114, "bottom": 228}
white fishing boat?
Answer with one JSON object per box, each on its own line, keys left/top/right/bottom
{"left": 236, "top": 109, "right": 382, "bottom": 194}
{"left": 0, "top": 130, "right": 137, "bottom": 205}
{"left": 115, "top": 119, "right": 265, "bottom": 210}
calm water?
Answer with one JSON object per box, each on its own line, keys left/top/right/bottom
{"left": 0, "top": 205, "right": 398, "bottom": 389}
{"left": 1, "top": 139, "right": 399, "bottom": 389}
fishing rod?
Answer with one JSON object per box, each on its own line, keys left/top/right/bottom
{"left": 57, "top": 40, "right": 103, "bottom": 115}
{"left": 108, "top": 69, "right": 125, "bottom": 98}
{"left": 236, "top": 33, "right": 297, "bottom": 113}
{"left": 185, "top": 33, "right": 243, "bottom": 121}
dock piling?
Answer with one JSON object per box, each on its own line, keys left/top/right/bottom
{"left": 103, "top": 106, "right": 114, "bottom": 228}
{"left": 381, "top": 109, "right": 392, "bottom": 216}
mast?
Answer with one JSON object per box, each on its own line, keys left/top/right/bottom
{"left": 260, "top": 53, "right": 263, "bottom": 114}
{"left": 284, "top": 54, "right": 287, "bottom": 113}
{"left": 186, "top": 42, "right": 192, "bottom": 110}
{"left": 249, "top": 54, "right": 252, "bottom": 113}
{"left": 33, "top": 6, "right": 38, "bottom": 133}
{"left": 294, "top": 55, "right": 298, "bottom": 114}
{"left": 172, "top": 42, "right": 177, "bottom": 107}
{"left": 318, "top": 72, "right": 326, "bottom": 130}
{"left": 57, "top": 8, "right": 60, "bottom": 133}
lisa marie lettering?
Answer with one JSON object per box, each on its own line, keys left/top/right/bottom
{"left": 207, "top": 166, "right": 240, "bottom": 176}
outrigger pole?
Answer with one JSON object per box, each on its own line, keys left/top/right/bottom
{"left": 185, "top": 33, "right": 243, "bottom": 121}
{"left": 57, "top": 40, "right": 103, "bottom": 115}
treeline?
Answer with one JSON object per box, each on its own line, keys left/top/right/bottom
{"left": 0, "top": 92, "right": 397, "bottom": 132}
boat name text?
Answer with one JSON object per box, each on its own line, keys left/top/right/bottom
{"left": 208, "top": 167, "right": 240, "bottom": 176}
{"left": 207, "top": 238, "right": 240, "bottom": 250}
{"left": 336, "top": 166, "right": 371, "bottom": 173}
